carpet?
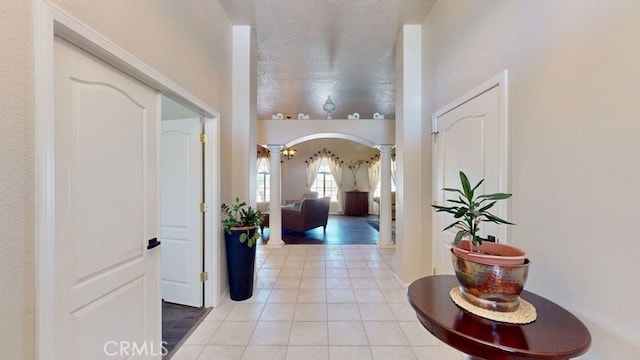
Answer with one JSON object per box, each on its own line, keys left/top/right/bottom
{"left": 260, "top": 215, "right": 378, "bottom": 245}
{"left": 366, "top": 219, "right": 379, "bottom": 231}
{"left": 366, "top": 219, "right": 396, "bottom": 234}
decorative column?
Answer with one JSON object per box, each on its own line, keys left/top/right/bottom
{"left": 267, "top": 145, "right": 285, "bottom": 248}
{"left": 378, "top": 145, "right": 395, "bottom": 248}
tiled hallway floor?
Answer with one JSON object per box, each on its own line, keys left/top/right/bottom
{"left": 171, "top": 244, "right": 464, "bottom": 360}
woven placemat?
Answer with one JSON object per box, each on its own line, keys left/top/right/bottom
{"left": 450, "top": 287, "right": 537, "bottom": 324}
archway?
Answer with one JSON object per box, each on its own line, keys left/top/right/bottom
{"left": 258, "top": 132, "right": 394, "bottom": 248}
{"left": 281, "top": 132, "right": 378, "bottom": 148}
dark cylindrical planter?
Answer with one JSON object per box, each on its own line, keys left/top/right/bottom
{"left": 224, "top": 227, "right": 257, "bottom": 301}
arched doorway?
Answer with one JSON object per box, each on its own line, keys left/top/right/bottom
{"left": 257, "top": 133, "right": 394, "bottom": 248}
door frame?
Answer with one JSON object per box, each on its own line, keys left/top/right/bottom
{"left": 160, "top": 115, "right": 214, "bottom": 308}
{"left": 431, "top": 70, "right": 510, "bottom": 273}
{"left": 34, "top": 1, "right": 221, "bottom": 357}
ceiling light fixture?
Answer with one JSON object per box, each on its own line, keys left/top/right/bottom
{"left": 281, "top": 148, "right": 297, "bottom": 160}
{"left": 323, "top": 96, "right": 336, "bottom": 119}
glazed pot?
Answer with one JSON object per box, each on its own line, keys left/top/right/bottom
{"left": 451, "top": 250, "right": 530, "bottom": 312}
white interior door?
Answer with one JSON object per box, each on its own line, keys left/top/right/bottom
{"left": 161, "top": 118, "right": 203, "bottom": 307}
{"left": 54, "top": 37, "right": 161, "bottom": 358}
{"left": 432, "top": 79, "right": 508, "bottom": 275}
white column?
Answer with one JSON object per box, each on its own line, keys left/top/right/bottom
{"left": 267, "top": 145, "right": 284, "bottom": 248}
{"left": 395, "top": 25, "right": 424, "bottom": 282}
{"left": 378, "top": 145, "right": 395, "bottom": 248}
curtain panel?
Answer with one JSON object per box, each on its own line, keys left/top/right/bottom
{"left": 328, "top": 156, "right": 344, "bottom": 213}
{"left": 368, "top": 158, "right": 381, "bottom": 213}
{"left": 306, "top": 157, "right": 321, "bottom": 190}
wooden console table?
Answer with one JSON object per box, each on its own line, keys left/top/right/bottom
{"left": 344, "top": 191, "right": 368, "bottom": 216}
{"left": 407, "top": 275, "right": 591, "bottom": 360}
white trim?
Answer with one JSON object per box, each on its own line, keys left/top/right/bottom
{"left": 431, "top": 70, "right": 510, "bottom": 273}
{"left": 432, "top": 71, "right": 508, "bottom": 120}
{"left": 281, "top": 132, "right": 378, "bottom": 148}
{"left": 203, "top": 115, "right": 221, "bottom": 307}
{"left": 35, "top": 1, "right": 223, "bottom": 356}
{"left": 34, "top": 2, "right": 56, "bottom": 357}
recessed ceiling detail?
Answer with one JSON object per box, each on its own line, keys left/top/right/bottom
{"left": 219, "top": 0, "right": 435, "bottom": 119}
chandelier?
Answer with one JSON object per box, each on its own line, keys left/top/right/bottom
{"left": 323, "top": 95, "right": 336, "bottom": 119}
{"left": 281, "top": 148, "right": 297, "bottom": 160}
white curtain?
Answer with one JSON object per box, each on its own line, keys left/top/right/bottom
{"left": 368, "top": 158, "right": 381, "bottom": 192}
{"left": 256, "top": 153, "right": 270, "bottom": 205}
{"left": 368, "top": 158, "right": 381, "bottom": 213}
{"left": 306, "top": 156, "right": 321, "bottom": 190}
{"left": 257, "top": 153, "right": 270, "bottom": 172}
{"left": 327, "top": 156, "right": 344, "bottom": 213}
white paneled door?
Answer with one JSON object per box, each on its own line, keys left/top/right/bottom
{"left": 54, "top": 37, "right": 162, "bottom": 358}
{"left": 432, "top": 77, "right": 509, "bottom": 276}
{"left": 161, "top": 118, "right": 203, "bottom": 307}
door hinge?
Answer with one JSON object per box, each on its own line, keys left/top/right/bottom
{"left": 200, "top": 272, "right": 208, "bottom": 282}
{"left": 432, "top": 131, "right": 439, "bottom": 142}
{"left": 200, "top": 202, "right": 209, "bottom": 212}
{"left": 200, "top": 133, "right": 208, "bottom": 143}
{"left": 433, "top": 268, "right": 437, "bottom": 275}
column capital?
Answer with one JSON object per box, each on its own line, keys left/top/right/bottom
{"left": 267, "top": 144, "right": 284, "bottom": 151}
{"left": 376, "top": 144, "right": 395, "bottom": 153}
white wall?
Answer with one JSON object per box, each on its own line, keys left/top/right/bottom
{"left": 422, "top": 1, "right": 640, "bottom": 358}
{"left": 0, "top": 1, "right": 234, "bottom": 358}
{"left": 231, "top": 26, "right": 258, "bottom": 203}
{"left": 0, "top": 1, "right": 35, "bottom": 358}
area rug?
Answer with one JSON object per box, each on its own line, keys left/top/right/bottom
{"left": 366, "top": 219, "right": 396, "bottom": 234}
{"left": 260, "top": 215, "right": 378, "bottom": 245}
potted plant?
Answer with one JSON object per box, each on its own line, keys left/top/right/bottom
{"left": 221, "top": 197, "right": 264, "bottom": 301}
{"left": 432, "top": 171, "right": 525, "bottom": 265}
{"left": 433, "top": 171, "right": 529, "bottom": 313}
{"left": 346, "top": 159, "right": 365, "bottom": 190}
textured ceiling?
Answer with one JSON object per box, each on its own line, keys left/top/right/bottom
{"left": 219, "top": 0, "right": 435, "bottom": 119}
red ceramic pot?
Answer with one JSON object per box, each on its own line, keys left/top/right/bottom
{"left": 452, "top": 240, "right": 526, "bottom": 266}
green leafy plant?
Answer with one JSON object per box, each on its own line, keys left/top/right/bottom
{"left": 432, "top": 171, "right": 514, "bottom": 249}
{"left": 221, "top": 197, "right": 264, "bottom": 247}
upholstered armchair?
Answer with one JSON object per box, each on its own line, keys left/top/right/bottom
{"left": 373, "top": 191, "right": 396, "bottom": 220}
{"left": 282, "top": 197, "right": 330, "bottom": 234}
{"left": 285, "top": 191, "right": 319, "bottom": 208}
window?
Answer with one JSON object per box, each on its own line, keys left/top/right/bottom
{"left": 310, "top": 158, "right": 338, "bottom": 201}
{"left": 256, "top": 158, "right": 270, "bottom": 202}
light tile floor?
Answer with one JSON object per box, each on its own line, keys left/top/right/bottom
{"left": 171, "top": 244, "right": 464, "bottom": 360}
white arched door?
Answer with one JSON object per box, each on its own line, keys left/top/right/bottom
{"left": 432, "top": 72, "right": 509, "bottom": 275}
